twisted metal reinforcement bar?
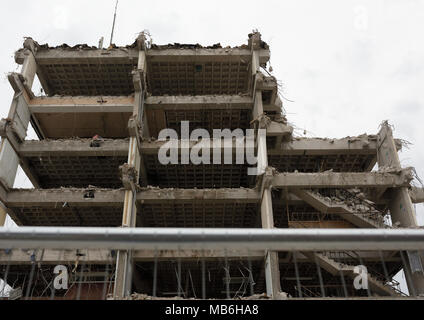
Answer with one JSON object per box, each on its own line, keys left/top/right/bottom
{"left": 0, "top": 227, "right": 423, "bottom": 251}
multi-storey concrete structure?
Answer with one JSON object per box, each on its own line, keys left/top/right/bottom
{"left": 0, "top": 32, "right": 424, "bottom": 299}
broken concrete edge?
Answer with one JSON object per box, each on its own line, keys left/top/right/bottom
{"left": 6, "top": 182, "right": 418, "bottom": 211}
{"left": 29, "top": 94, "right": 135, "bottom": 103}
{"left": 291, "top": 134, "right": 401, "bottom": 149}
{"left": 262, "top": 166, "right": 415, "bottom": 189}
{"left": 120, "top": 164, "right": 139, "bottom": 190}
{"left": 4, "top": 168, "right": 410, "bottom": 196}
{"left": 265, "top": 165, "right": 415, "bottom": 177}
{"left": 410, "top": 187, "right": 424, "bottom": 204}
{"left": 15, "top": 133, "right": 398, "bottom": 153}
{"left": 16, "top": 133, "right": 389, "bottom": 150}
{"left": 14, "top": 34, "right": 269, "bottom": 64}
{"left": 3, "top": 186, "right": 263, "bottom": 206}
{"left": 7, "top": 72, "right": 34, "bottom": 100}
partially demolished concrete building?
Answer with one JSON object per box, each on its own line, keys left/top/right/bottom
{"left": 1, "top": 32, "right": 424, "bottom": 299}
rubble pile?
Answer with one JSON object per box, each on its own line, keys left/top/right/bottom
{"left": 315, "top": 189, "right": 386, "bottom": 226}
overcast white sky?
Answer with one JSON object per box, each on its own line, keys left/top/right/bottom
{"left": 0, "top": 0, "right": 422, "bottom": 295}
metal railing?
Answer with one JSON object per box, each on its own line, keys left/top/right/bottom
{"left": 1, "top": 227, "right": 423, "bottom": 300}
{"left": 0, "top": 227, "right": 424, "bottom": 251}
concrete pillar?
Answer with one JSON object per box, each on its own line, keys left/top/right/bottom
{"left": 254, "top": 65, "right": 281, "bottom": 297}
{"left": 113, "top": 51, "right": 146, "bottom": 299}
{"left": 0, "top": 54, "right": 35, "bottom": 190}
{"left": 377, "top": 121, "right": 424, "bottom": 295}
{"left": 0, "top": 139, "right": 20, "bottom": 188}
{"left": 21, "top": 52, "right": 37, "bottom": 89}
{"left": 261, "top": 187, "right": 282, "bottom": 298}
{"left": 113, "top": 128, "right": 140, "bottom": 299}
{"left": 249, "top": 35, "right": 282, "bottom": 297}
{"left": 0, "top": 52, "right": 37, "bottom": 227}
{"left": 0, "top": 204, "right": 7, "bottom": 227}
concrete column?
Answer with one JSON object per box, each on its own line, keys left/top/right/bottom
{"left": 0, "top": 204, "right": 6, "bottom": 227}
{"left": 113, "top": 51, "right": 146, "bottom": 299}
{"left": 377, "top": 121, "right": 424, "bottom": 295}
{"left": 0, "top": 54, "right": 35, "bottom": 190}
{"left": 0, "top": 52, "right": 37, "bottom": 226}
{"left": 261, "top": 187, "right": 282, "bottom": 298}
{"left": 113, "top": 138, "right": 140, "bottom": 298}
{"left": 254, "top": 77, "right": 281, "bottom": 297}
{"left": 21, "top": 52, "right": 37, "bottom": 89}
{"left": 249, "top": 34, "right": 282, "bottom": 297}
{"left": 0, "top": 139, "right": 20, "bottom": 188}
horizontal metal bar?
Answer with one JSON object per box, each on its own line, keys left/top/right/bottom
{"left": 0, "top": 227, "right": 424, "bottom": 251}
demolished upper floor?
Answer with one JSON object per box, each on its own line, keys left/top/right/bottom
{"left": 14, "top": 33, "right": 271, "bottom": 97}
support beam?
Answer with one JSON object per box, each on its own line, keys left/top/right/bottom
{"left": 5, "top": 188, "right": 125, "bottom": 207}
{"left": 275, "top": 137, "right": 372, "bottom": 155}
{"left": 29, "top": 95, "right": 252, "bottom": 112}
{"left": 28, "top": 96, "right": 134, "bottom": 113}
{"left": 0, "top": 249, "right": 265, "bottom": 265}
{"left": 15, "top": 46, "right": 270, "bottom": 66}
{"left": 146, "top": 95, "right": 252, "bottom": 110}
{"left": 138, "top": 187, "right": 260, "bottom": 204}
{"left": 5, "top": 188, "right": 260, "bottom": 207}
{"left": 147, "top": 47, "right": 270, "bottom": 64}
{"left": 19, "top": 139, "right": 129, "bottom": 157}
{"left": 15, "top": 47, "right": 139, "bottom": 65}
{"left": 140, "top": 138, "right": 255, "bottom": 155}
{"left": 377, "top": 121, "right": 424, "bottom": 296}
{"left": 17, "top": 136, "right": 382, "bottom": 159}
{"left": 268, "top": 136, "right": 402, "bottom": 156}
{"left": 132, "top": 250, "right": 264, "bottom": 261}
{"left": 270, "top": 169, "right": 413, "bottom": 189}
